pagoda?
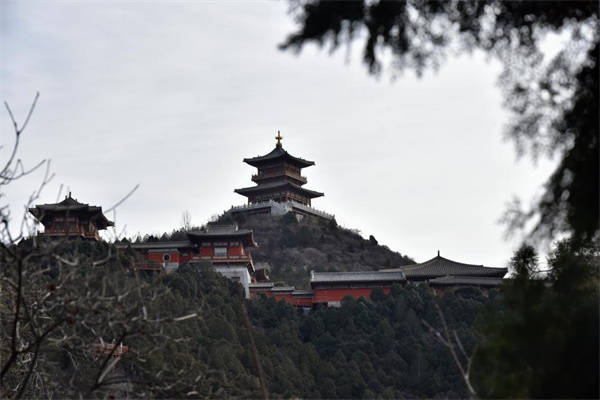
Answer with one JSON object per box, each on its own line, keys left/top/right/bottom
{"left": 231, "top": 132, "right": 332, "bottom": 219}
{"left": 29, "top": 193, "right": 114, "bottom": 240}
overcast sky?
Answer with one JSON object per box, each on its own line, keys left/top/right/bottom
{"left": 1, "top": 1, "right": 558, "bottom": 269}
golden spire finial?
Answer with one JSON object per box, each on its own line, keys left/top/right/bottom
{"left": 275, "top": 130, "right": 283, "bottom": 147}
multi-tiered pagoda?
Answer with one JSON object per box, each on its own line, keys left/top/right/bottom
{"left": 231, "top": 132, "right": 332, "bottom": 219}
{"left": 235, "top": 132, "right": 323, "bottom": 205}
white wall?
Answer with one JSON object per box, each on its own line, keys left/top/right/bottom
{"left": 214, "top": 265, "right": 251, "bottom": 298}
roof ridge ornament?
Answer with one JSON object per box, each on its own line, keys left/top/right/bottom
{"left": 275, "top": 130, "right": 283, "bottom": 147}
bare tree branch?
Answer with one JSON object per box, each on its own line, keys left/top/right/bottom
{"left": 422, "top": 302, "right": 478, "bottom": 399}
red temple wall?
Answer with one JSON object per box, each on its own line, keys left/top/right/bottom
{"left": 272, "top": 293, "right": 294, "bottom": 303}
{"left": 312, "top": 287, "right": 390, "bottom": 303}
{"left": 146, "top": 252, "right": 184, "bottom": 264}
{"left": 228, "top": 245, "right": 244, "bottom": 256}
{"left": 292, "top": 297, "right": 313, "bottom": 307}
{"left": 250, "top": 287, "right": 393, "bottom": 306}
{"left": 250, "top": 291, "right": 313, "bottom": 307}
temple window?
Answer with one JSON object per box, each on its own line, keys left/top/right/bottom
{"left": 214, "top": 247, "right": 227, "bottom": 257}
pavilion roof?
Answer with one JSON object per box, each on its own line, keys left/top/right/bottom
{"left": 186, "top": 227, "right": 257, "bottom": 247}
{"left": 29, "top": 194, "right": 114, "bottom": 229}
{"left": 427, "top": 275, "right": 504, "bottom": 287}
{"left": 243, "top": 145, "right": 315, "bottom": 168}
{"left": 381, "top": 252, "right": 507, "bottom": 279}
{"left": 310, "top": 270, "right": 406, "bottom": 285}
{"left": 235, "top": 180, "right": 324, "bottom": 198}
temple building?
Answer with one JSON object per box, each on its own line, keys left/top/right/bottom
{"left": 250, "top": 252, "right": 507, "bottom": 307}
{"left": 230, "top": 132, "right": 333, "bottom": 220}
{"left": 249, "top": 270, "right": 407, "bottom": 308}
{"left": 29, "top": 193, "right": 113, "bottom": 240}
{"left": 310, "top": 270, "right": 407, "bottom": 307}
{"left": 381, "top": 251, "right": 507, "bottom": 294}
{"left": 120, "top": 223, "right": 262, "bottom": 297}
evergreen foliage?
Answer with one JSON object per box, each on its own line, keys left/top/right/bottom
{"left": 473, "top": 240, "right": 599, "bottom": 398}
{"left": 2, "top": 239, "right": 492, "bottom": 398}
{"left": 247, "top": 283, "right": 494, "bottom": 399}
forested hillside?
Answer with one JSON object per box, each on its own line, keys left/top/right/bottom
{"left": 2, "top": 239, "right": 489, "bottom": 398}
{"left": 247, "top": 283, "right": 493, "bottom": 399}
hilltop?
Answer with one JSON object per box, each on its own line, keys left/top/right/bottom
{"left": 214, "top": 212, "right": 414, "bottom": 288}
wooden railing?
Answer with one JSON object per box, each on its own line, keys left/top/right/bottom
{"left": 39, "top": 230, "right": 100, "bottom": 240}
{"left": 131, "top": 262, "right": 164, "bottom": 271}
{"left": 252, "top": 170, "right": 307, "bottom": 183}
{"left": 190, "top": 254, "right": 252, "bottom": 263}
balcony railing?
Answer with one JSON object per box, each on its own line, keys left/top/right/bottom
{"left": 190, "top": 254, "right": 253, "bottom": 263}
{"left": 39, "top": 230, "right": 100, "bottom": 240}
{"left": 251, "top": 171, "right": 307, "bottom": 184}
{"left": 229, "top": 200, "right": 334, "bottom": 220}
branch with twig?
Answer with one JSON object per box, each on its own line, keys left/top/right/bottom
{"left": 422, "top": 302, "right": 478, "bottom": 399}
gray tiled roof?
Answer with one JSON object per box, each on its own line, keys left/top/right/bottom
{"left": 186, "top": 229, "right": 257, "bottom": 247}
{"left": 117, "top": 241, "right": 193, "bottom": 250}
{"left": 206, "top": 223, "right": 238, "bottom": 233}
{"left": 244, "top": 145, "right": 315, "bottom": 168}
{"left": 29, "top": 194, "right": 113, "bottom": 228}
{"left": 381, "top": 253, "right": 507, "bottom": 279}
{"left": 234, "top": 180, "right": 324, "bottom": 198}
{"left": 311, "top": 270, "right": 406, "bottom": 284}
{"left": 249, "top": 283, "right": 274, "bottom": 289}
{"left": 428, "top": 275, "right": 504, "bottom": 287}
{"left": 292, "top": 290, "right": 314, "bottom": 296}
{"left": 270, "top": 286, "right": 296, "bottom": 292}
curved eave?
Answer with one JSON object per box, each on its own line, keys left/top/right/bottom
{"left": 94, "top": 215, "right": 115, "bottom": 230}
{"left": 428, "top": 276, "right": 504, "bottom": 287}
{"left": 28, "top": 206, "right": 114, "bottom": 229}
{"left": 28, "top": 205, "right": 87, "bottom": 220}
{"left": 187, "top": 231, "right": 257, "bottom": 247}
{"left": 401, "top": 255, "right": 508, "bottom": 278}
{"left": 243, "top": 146, "right": 315, "bottom": 168}
{"left": 235, "top": 183, "right": 324, "bottom": 199}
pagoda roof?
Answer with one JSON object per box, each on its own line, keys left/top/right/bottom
{"left": 428, "top": 275, "right": 504, "bottom": 287}
{"left": 29, "top": 194, "right": 114, "bottom": 229}
{"left": 381, "top": 252, "right": 507, "bottom": 279}
{"left": 243, "top": 145, "right": 315, "bottom": 168}
{"left": 310, "top": 270, "right": 406, "bottom": 286}
{"left": 186, "top": 226, "right": 257, "bottom": 247}
{"left": 235, "top": 180, "right": 324, "bottom": 198}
